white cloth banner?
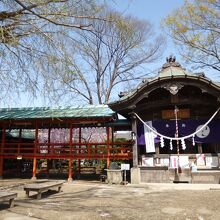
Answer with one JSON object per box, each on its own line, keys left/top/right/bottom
{"left": 144, "top": 121, "right": 157, "bottom": 153}
{"left": 205, "top": 156, "right": 219, "bottom": 167}
{"left": 170, "top": 156, "right": 189, "bottom": 168}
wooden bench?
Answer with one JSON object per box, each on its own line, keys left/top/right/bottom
{"left": 24, "top": 181, "right": 65, "bottom": 199}
{"left": 0, "top": 191, "right": 17, "bottom": 208}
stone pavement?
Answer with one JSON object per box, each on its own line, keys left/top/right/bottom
{"left": 136, "top": 182, "right": 220, "bottom": 191}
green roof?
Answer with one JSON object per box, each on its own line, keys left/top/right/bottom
{"left": 106, "top": 119, "right": 131, "bottom": 127}
{"left": 158, "top": 65, "right": 194, "bottom": 78}
{"left": 0, "top": 105, "right": 115, "bottom": 120}
{"left": 149, "top": 59, "right": 198, "bottom": 80}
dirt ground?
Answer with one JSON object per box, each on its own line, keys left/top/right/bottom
{"left": 0, "top": 179, "right": 220, "bottom": 220}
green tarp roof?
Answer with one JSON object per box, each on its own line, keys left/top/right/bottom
{"left": 0, "top": 105, "right": 115, "bottom": 120}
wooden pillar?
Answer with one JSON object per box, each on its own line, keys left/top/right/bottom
{"left": 47, "top": 128, "right": 51, "bottom": 176}
{"left": 18, "top": 128, "right": 22, "bottom": 155}
{"left": 131, "top": 115, "right": 138, "bottom": 167}
{"left": 198, "top": 143, "right": 202, "bottom": 154}
{"left": 32, "top": 157, "right": 37, "bottom": 180}
{"left": 88, "top": 143, "right": 91, "bottom": 159}
{"left": 32, "top": 123, "right": 38, "bottom": 180}
{"left": 111, "top": 127, "right": 114, "bottom": 162}
{"left": 111, "top": 127, "right": 114, "bottom": 143}
{"left": 16, "top": 128, "right": 22, "bottom": 175}
{"left": 78, "top": 127, "right": 81, "bottom": 176}
{"left": 0, "top": 128, "right": 6, "bottom": 179}
{"left": 48, "top": 128, "right": 51, "bottom": 154}
{"left": 106, "top": 127, "right": 110, "bottom": 168}
{"left": 155, "top": 144, "right": 160, "bottom": 155}
{"left": 68, "top": 125, "right": 73, "bottom": 182}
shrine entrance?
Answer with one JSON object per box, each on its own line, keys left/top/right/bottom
{"left": 109, "top": 56, "right": 220, "bottom": 184}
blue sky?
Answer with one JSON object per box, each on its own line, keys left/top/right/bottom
{"left": 110, "top": 0, "right": 184, "bottom": 28}
{"left": 21, "top": 1, "right": 186, "bottom": 108}
{"left": 5, "top": 0, "right": 218, "bottom": 107}
{"left": 109, "top": 0, "right": 219, "bottom": 80}
{"left": 109, "top": 0, "right": 185, "bottom": 69}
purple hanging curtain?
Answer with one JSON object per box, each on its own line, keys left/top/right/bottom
{"left": 137, "top": 119, "right": 220, "bottom": 145}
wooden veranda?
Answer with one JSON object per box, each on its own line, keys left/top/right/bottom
{"left": 0, "top": 106, "right": 132, "bottom": 181}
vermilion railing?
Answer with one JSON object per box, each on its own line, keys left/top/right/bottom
{"left": 0, "top": 141, "right": 133, "bottom": 160}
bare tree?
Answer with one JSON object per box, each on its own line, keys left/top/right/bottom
{"left": 163, "top": 0, "right": 220, "bottom": 72}
{"left": 0, "top": 0, "right": 106, "bottom": 104}
{"left": 44, "top": 10, "right": 165, "bottom": 104}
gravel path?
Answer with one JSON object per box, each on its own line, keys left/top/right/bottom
{"left": 0, "top": 179, "right": 220, "bottom": 220}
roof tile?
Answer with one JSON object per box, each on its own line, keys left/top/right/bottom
{"left": 0, "top": 105, "right": 114, "bottom": 120}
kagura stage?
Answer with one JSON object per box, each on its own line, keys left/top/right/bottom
{"left": 0, "top": 106, "right": 132, "bottom": 181}
{"left": 109, "top": 56, "right": 220, "bottom": 184}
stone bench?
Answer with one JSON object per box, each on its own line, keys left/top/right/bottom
{"left": 24, "top": 181, "right": 65, "bottom": 199}
{"left": 0, "top": 191, "right": 17, "bottom": 208}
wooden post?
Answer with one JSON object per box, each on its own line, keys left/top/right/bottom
{"left": 32, "top": 157, "right": 37, "bottom": 180}
{"left": 106, "top": 127, "right": 110, "bottom": 168}
{"left": 0, "top": 128, "right": 6, "bottom": 179}
{"left": 18, "top": 128, "right": 22, "bottom": 155}
{"left": 68, "top": 158, "right": 72, "bottom": 182}
{"left": 155, "top": 144, "right": 160, "bottom": 155}
{"left": 48, "top": 128, "right": 51, "bottom": 154}
{"left": 32, "top": 123, "right": 38, "bottom": 180}
{"left": 68, "top": 125, "right": 73, "bottom": 182}
{"left": 47, "top": 128, "right": 51, "bottom": 176}
{"left": 78, "top": 127, "right": 81, "bottom": 176}
{"left": 17, "top": 128, "right": 22, "bottom": 175}
{"left": 111, "top": 127, "right": 114, "bottom": 143}
{"left": 131, "top": 115, "right": 138, "bottom": 167}
{"left": 88, "top": 144, "right": 91, "bottom": 160}
{"left": 198, "top": 143, "right": 202, "bottom": 154}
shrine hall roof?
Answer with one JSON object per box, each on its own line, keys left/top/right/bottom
{"left": 111, "top": 56, "right": 220, "bottom": 104}
{"left": 0, "top": 105, "right": 115, "bottom": 120}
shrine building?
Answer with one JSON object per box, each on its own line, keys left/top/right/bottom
{"left": 1, "top": 57, "right": 220, "bottom": 184}
{"left": 0, "top": 106, "right": 132, "bottom": 180}
{"left": 109, "top": 56, "right": 220, "bottom": 184}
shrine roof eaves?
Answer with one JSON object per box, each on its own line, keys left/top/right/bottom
{"left": 109, "top": 74, "right": 220, "bottom": 107}
{"left": 110, "top": 57, "right": 220, "bottom": 106}
{"left": 0, "top": 105, "right": 115, "bottom": 120}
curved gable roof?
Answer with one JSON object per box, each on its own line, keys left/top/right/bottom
{"left": 109, "top": 57, "right": 220, "bottom": 114}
